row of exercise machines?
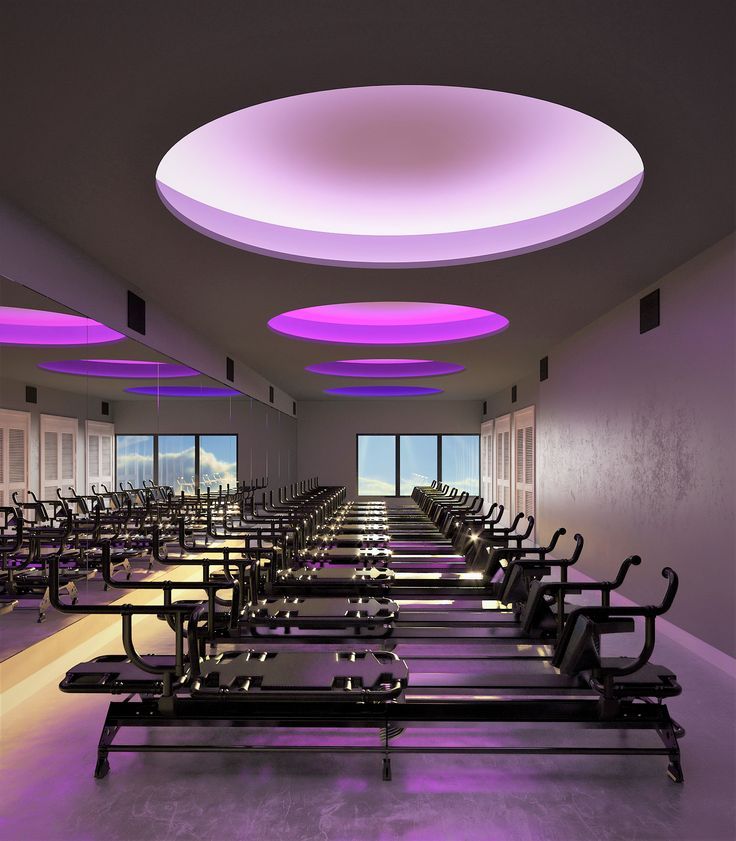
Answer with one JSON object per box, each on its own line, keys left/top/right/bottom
{"left": 44, "top": 479, "right": 684, "bottom": 782}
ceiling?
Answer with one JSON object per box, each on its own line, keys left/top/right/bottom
{"left": 1, "top": 1, "right": 733, "bottom": 401}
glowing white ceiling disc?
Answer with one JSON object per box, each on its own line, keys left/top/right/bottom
{"left": 157, "top": 85, "right": 643, "bottom": 267}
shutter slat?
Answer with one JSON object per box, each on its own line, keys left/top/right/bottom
{"left": 61, "top": 432, "right": 74, "bottom": 482}
{"left": 44, "top": 431, "right": 58, "bottom": 481}
{"left": 89, "top": 434, "right": 100, "bottom": 476}
{"left": 8, "top": 428, "right": 25, "bottom": 483}
{"left": 101, "top": 436, "right": 112, "bottom": 476}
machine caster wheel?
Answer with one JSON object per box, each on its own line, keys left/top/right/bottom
{"left": 103, "top": 584, "right": 109, "bottom": 592}
{"left": 94, "top": 755, "right": 110, "bottom": 779}
{"left": 667, "top": 761, "right": 684, "bottom": 783}
{"left": 72, "top": 597, "right": 78, "bottom": 605}
{"left": 382, "top": 757, "right": 392, "bottom": 781}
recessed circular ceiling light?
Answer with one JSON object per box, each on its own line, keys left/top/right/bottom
{"left": 306, "top": 359, "right": 464, "bottom": 378}
{"left": 0, "top": 306, "right": 124, "bottom": 346}
{"left": 268, "top": 302, "right": 508, "bottom": 344}
{"left": 156, "top": 85, "right": 643, "bottom": 267}
{"left": 38, "top": 359, "right": 199, "bottom": 378}
{"left": 324, "top": 385, "right": 443, "bottom": 397}
{"left": 125, "top": 386, "right": 240, "bottom": 397}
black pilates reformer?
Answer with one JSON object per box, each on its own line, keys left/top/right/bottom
{"left": 50, "top": 551, "right": 685, "bottom": 783}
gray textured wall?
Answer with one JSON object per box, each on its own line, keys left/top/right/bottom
{"left": 485, "top": 235, "right": 735, "bottom": 656}
{"left": 297, "top": 400, "right": 482, "bottom": 498}
{"left": 112, "top": 397, "right": 297, "bottom": 492}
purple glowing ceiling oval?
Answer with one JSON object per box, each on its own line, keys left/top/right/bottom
{"left": 38, "top": 359, "right": 199, "bottom": 378}
{"left": 156, "top": 85, "right": 644, "bottom": 268}
{"left": 0, "top": 306, "right": 124, "bottom": 346}
{"left": 325, "top": 385, "right": 443, "bottom": 397}
{"left": 306, "top": 359, "right": 464, "bottom": 378}
{"left": 268, "top": 302, "right": 508, "bottom": 345}
{"left": 125, "top": 386, "right": 240, "bottom": 397}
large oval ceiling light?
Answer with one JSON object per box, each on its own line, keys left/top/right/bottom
{"left": 125, "top": 386, "right": 239, "bottom": 397}
{"left": 156, "top": 85, "right": 643, "bottom": 268}
{"left": 325, "top": 385, "right": 443, "bottom": 397}
{"left": 0, "top": 307, "right": 123, "bottom": 346}
{"left": 306, "top": 359, "right": 464, "bottom": 378}
{"left": 268, "top": 302, "right": 508, "bottom": 344}
{"left": 38, "top": 359, "right": 199, "bottom": 378}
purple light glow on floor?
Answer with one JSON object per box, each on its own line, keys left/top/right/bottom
{"left": 0, "top": 306, "right": 124, "bottom": 346}
{"left": 324, "top": 385, "right": 443, "bottom": 397}
{"left": 156, "top": 85, "right": 643, "bottom": 267}
{"left": 269, "top": 302, "right": 508, "bottom": 344}
{"left": 125, "top": 386, "right": 240, "bottom": 397}
{"left": 38, "top": 359, "right": 199, "bottom": 378}
{"left": 306, "top": 359, "right": 464, "bottom": 378}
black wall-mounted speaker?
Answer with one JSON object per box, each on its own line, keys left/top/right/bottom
{"left": 127, "top": 291, "right": 146, "bottom": 335}
{"left": 540, "top": 356, "right": 549, "bottom": 381}
{"left": 640, "top": 289, "right": 660, "bottom": 334}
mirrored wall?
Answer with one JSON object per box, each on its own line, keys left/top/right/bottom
{"left": 0, "top": 275, "right": 297, "bottom": 659}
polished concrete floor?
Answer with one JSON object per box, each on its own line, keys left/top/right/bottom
{"left": 1, "top": 605, "right": 734, "bottom": 841}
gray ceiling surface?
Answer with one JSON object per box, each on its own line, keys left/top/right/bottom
{"left": 1, "top": 1, "right": 733, "bottom": 400}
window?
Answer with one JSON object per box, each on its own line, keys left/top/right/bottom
{"left": 199, "top": 435, "right": 237, "bottom": 491}
{"left": 441, "top": 435, "right": 480, "bottom": 495}
{"left": 115, "top": 434, "right": 238, "bottom": 491}
{"left": 357, "top": 435, "right": 396, "bottom": 496}
{"left": 399, "top": 435, "right": 438, "bottom": 496}
{"left": 116, "top": 435, "right": 154, "bottom": 489}
{"left": 356, "top": 434, "right": 479, "bottom": 497}
{"left": 158, "top": 435, "right": 196, "bottom": 494}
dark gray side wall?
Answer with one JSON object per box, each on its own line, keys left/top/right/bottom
{"left": 484, "top": 235, "right": 735, "bottom": 656}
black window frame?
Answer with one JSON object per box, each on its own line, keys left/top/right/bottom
{"left": 355, "top": 433, "right": 480, "bottom": 497}
{"left": 115, "top": 433, "right": 238, "bottom": 490}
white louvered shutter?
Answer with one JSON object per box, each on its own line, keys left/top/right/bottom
{"left": 480, "top": 420, "right": 494, "bottom": 515}
{"left": 86, "top": 421, "right": 115, "bottom": 493}
{"left": 513, "top": 406, "right": 535, "bottom": 532}
{"left": 0, "top": 410, "right": 30, "bottom": 506}
{"left": 41, "top": 415, "right": 78, "bottom": 499}
{"left": 493, "top": 414, "right": 511, "bottom": 526}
